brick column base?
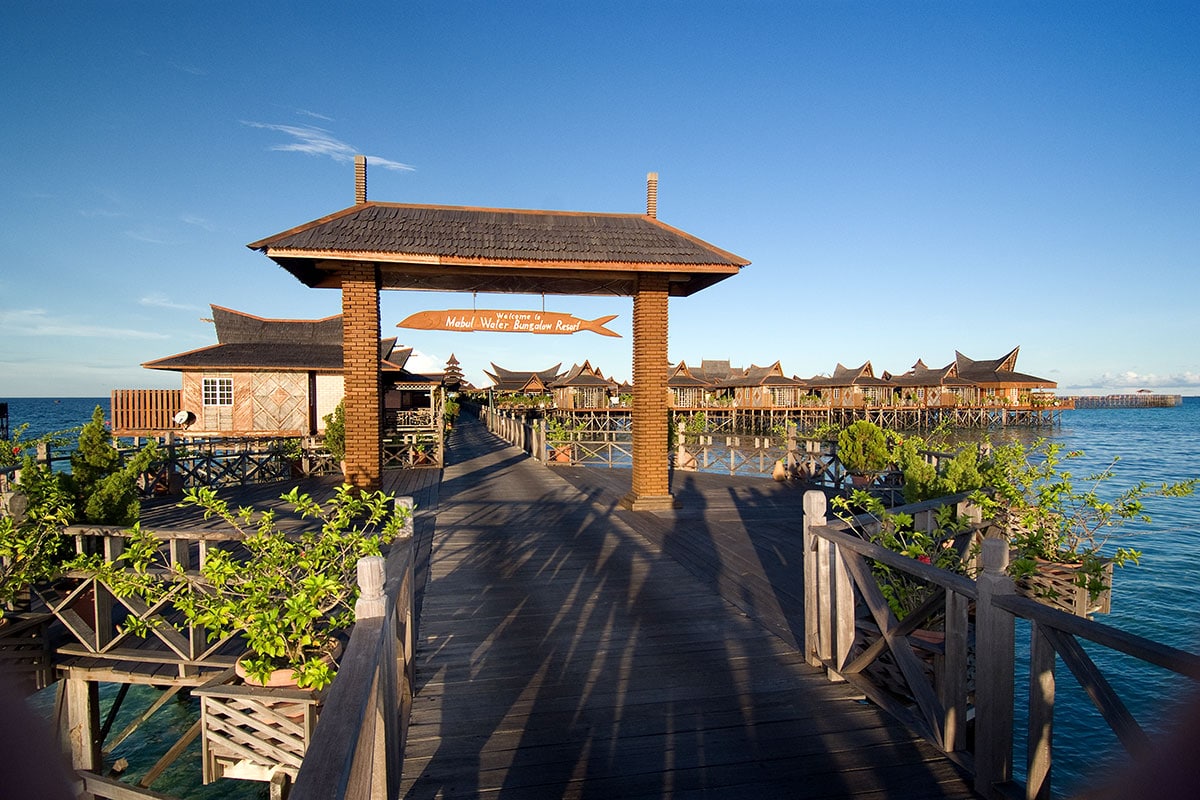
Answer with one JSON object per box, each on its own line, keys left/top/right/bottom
{"left": 621, "top": 273, "right": 676, "bottom": 511}
{"left": 341, "top": 264, "right": 381, "bottom": 491}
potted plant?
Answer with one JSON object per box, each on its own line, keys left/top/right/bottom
{"left": 546, "top": 417, "right": 581, "bottom": 464}
{"left": 162, "top": 484, "right": 408, "bottom": 689}
{"left": 973, "top": 439, "right": 1197, "bottom": 615}
{"left": 836, "top": 420, "right": 892, "bottom": 486}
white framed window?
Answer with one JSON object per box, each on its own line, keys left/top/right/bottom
{"left": 202, "top": 377, "right": 233, "bottom": 406}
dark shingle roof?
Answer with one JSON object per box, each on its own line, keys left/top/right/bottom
{"left": 250, "top": 204, "right": 747, "bottom": 266}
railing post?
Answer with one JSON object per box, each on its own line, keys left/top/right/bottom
{"left": 355, "top": 556, "right": 387, "bottom": 620}
{"left": 1026, "top": 620, "right": 1055, "bottom": 800}
{"left": 802, "top": 490, "right": 827, "bottom": 668}
{"left": 975, "top": 537, "right": 1016, "bottom": 796}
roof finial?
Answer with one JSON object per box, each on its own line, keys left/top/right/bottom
{"left": 646, "top": 172, "right": 658, "bottom": 218}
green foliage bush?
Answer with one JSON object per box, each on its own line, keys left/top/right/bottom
{"left": 323, "top": 400, "right": 346, "bottom": 462}
{"left": 836, "top": 420, "right": 892, "bottom": 476}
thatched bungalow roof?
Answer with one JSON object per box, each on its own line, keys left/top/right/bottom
{"left": 552, "top": 361, "right": 614, "bottom": 389}
{"left": 484, "top": 363, "right": 564, "bottom": 393}
{"left": 955, "top": 347, "right": 1055, "bottom": 388}
{"left": 885, "top": 359, "right": 975, "bottom": 390}
{"left": 805, "top": 362, "right": 892, "bottom": 389}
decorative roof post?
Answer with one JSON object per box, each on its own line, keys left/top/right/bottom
{"left": 622, "top": 273, "right": 675, "bottom": 511}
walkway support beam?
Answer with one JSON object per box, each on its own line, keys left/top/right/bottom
{"left": 622, "top": 273, "right": 674, "bottom": 511}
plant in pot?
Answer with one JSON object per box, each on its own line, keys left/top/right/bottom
{"left": 546, "top": 417, "right": 582, "bottom": 463}
{"left": 836, "top": 420, "right": 893, "bottom": 487}
{"left": 832, "top": 490, "right": 970, "bottom": 620}
{"left": 169, "top": 484, "right": 410, "bottom": 689}
{"left": 322, "top": 400, "right": 346, "bottom": 479}
{"left": 972, "top": 439, "right": 1197, "bottom": 614}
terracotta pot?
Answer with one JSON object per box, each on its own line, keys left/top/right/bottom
{"left": 235, "top": 640, "right": 343, "bottom": 688}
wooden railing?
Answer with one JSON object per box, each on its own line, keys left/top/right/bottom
{"left": 801, "top": 489, "right": 1200, "bottom": 799}
{"left": 290, "top": 497, "right": 416, "bottom": 800}
{"left": 46, "top": 525, "right": 248, "bottom": 678}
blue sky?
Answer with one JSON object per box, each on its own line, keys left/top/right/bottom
{"left": 2, "top": 2, "right": 1197, "bottom": 397}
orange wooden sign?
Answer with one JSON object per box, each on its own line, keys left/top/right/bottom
{"left": 398, "top": 309, "right": 620, "bottom": 337}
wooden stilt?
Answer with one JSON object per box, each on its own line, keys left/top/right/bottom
{"left": 66, "top": 677, "right": 101, "bottom": 771}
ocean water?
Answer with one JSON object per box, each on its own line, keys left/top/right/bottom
{"left": 6, "top": 395, "right": 1200, "bottom": 797}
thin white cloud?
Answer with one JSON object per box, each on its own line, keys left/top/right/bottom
{"left": 242, "top": 121, "right": 415, "bottom": 172}
{"left": 139, "top": 294, "right": 205, "bottom": 313}
{"left": 297, "top": 109, "right": 334, "bottom": 122}
{"left": 0, "top": 309, "right": 169, "bottom": 340}
{"left": 124, "top": 227, "right": 172, "bottom": 245}
{"left": 169, "top": 61, "right": 207, "bottom": 76}
{"left": 80, "top": 208, "right": 127, "bottom": 219}
{"left": 180, "top": 213, "right": 216, "bottom": 231}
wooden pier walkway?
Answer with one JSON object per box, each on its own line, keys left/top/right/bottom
{"left": 399, "top": 416, "right": 977, "bottom": 799}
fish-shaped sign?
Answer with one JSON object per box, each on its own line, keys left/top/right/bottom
{"left": 398, "top": 309, "right": 621, "bottom": 337}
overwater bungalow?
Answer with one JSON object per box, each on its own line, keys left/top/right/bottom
{"left": 803, "top": 361, "right": 893, "bottom": 408}
{"left": 667, "top": 361, "right": 712, "bottom": 408}
{"left": 883, "top": 359, "right": 979, "bottom": 407}
{"left": 110, "top": 305, "right": 442, "bottom": 438}
{"left": 483, "top": 363, "right": 563, "bottom": 407}
{"left": 955, "top": 346, "right": 1057, "bottom": 406}
{"left": 550, "top": 361, "right": 616, "bottom": 409}
{"left": 720, "top": 361, "right": 806, "bottom": 408}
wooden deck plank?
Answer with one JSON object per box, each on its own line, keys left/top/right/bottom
{"left": 399, "top": 416, "right": 976, "bottom": 799}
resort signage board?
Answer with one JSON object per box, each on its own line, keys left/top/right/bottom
{"left": 399, "top": 309, "right": 620, "bottom": 337}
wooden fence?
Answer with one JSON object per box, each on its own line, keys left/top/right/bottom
{"left": 110, "top": 389, "right": 182, "bottom": 435}
{"left": 801, "top": 489, "right": 1200, "bottom": 799}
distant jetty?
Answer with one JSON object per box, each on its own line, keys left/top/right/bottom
{"left": 1065, "top": 394, "right": 1183, "bottom": 409}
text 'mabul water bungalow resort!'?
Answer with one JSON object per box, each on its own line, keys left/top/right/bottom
{"left": 3, "top": 156, "right": 1198, "bottom": 800}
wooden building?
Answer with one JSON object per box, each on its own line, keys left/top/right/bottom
{"left": 721, "top": 361, "right": 805, "bottom": 408}
{"left": 550, "top": 361, "right": 617, "bottom": 410}
{"left": 802, "top": 362, "right": 893, "bottom": 408}
{"left": 113, "top": 305, "right": 439, "bottom": 437}
{"left": 883, "top": 360, "right": 978, "bottom": 407}
{"left": 484, "top": 363, "right": 564, "bottom": 404}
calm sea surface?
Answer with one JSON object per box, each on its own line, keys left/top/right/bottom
{"left": 7, "top": 395, "right": 1200, "bottom": 797}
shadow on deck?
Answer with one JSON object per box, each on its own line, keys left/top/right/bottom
{"left": 401, "top": 416, "right": 977, "bottom": 799}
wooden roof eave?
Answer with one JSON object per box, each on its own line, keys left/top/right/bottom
{"left": 256, "top": 250, "right": 743, "bottom": 297}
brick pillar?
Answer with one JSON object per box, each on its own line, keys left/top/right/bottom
{"left": 622, "top": 273, "right": 675, "bottom": 511}
{"left": 341, "top": 264, "right": 381, "bottom": 491}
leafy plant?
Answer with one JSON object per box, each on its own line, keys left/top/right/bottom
{"left": 0, "top": 463, "right": 74, "bottom": 619}
{"left": 972, "top": 439, "right": 1197, "bottom": 599}
{"left": 82, "top": 485, "right": 411, "bottom": 690}
{"left": 443, "top": 397, "right": 460, "bottom": 428}
{"left": 323, "top": 400, "right": 346, "bottom": 462}
{"left": 893, "top": 435, "right": 984, "bottom": 504}
{"left": 546, "top": 416, "right": 585, "bottom": 448}
{"left": 832, "top": 490, "right": 970, "bottom": 619}
{"left": 66, "top": 406, "right": 159, "bottom": 525}
{"left": 836, "top": 420, "right": 893, "bottom": 476}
